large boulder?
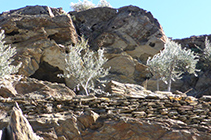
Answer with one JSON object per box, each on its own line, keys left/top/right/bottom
{"left": 0, "top": 5, "right": 78, "bottom": 82}
{"left": 0, "top": 75, "right": 76, "bottom": 99}
{"left": 1, "top": 103, "right": 43, "bottom": 140}
{"left": 69, "top": 5, "right": 167, "bottom": 84}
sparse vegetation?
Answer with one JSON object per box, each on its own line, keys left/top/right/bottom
{"left": 97, "top": 0, "right": 112, "bottom": 7}
{"left": 194, "top": 36, "right": 211, "bottom": 71}
{"left": 0, "top": 30, "right": 21, "bottom": 79}
{"left": 147, "top": 38, "right": 200, "bottom": 92}
{"left": 58, "top": 37, "right": 110, "bottom": 95}
{"left": 202, "top": 37, "right": 211, "bottom": 69}
{"left": 70, "top": 0, "right": 112, "bottom": 12}
{"left": 204, "top": 37, "right": 211, "bottom": 60}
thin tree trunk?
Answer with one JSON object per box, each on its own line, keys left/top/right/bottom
{"left": 157, "top": 79, "right": 160, "bottom": 91}
{"left": 168, "top": 73, "right": 172, "bottom": 92}
{"left": 81, "top": 82, "right": 89, "bottom": 96}
{"left": 168, "top": 60, "right": 175, "bottom": 92}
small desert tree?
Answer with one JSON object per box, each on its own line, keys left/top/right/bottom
{"left": 70, "top": 0, "right": 95, "bottom": 11}
{"left": 194, "top": 37, "right": 211, "bottom": 70}
{"left": 58, "top": 37, "right": 110, "bottom": 95}
{"left": 0, "top": 30, "right": 21, "bottom": 79}
{"left": 97, "top": 0, "right": 112, "bottom": 7}
{"left": 70, "top": 0, "right": 111, "bottom": 11}
{"left": 147, "top": 39, "right": 199, "bottom": 92}
{"left": 203, "top": 37, "right": 211, "bottom": 62}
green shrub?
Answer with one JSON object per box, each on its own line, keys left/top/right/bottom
{"left": 58, "top": 37, "right": 110, "bottom": 95}
{"left": 147, "top": 39, "right": 200, "bottom": 91}
{"left": 0, "top": 30, "right": 21, "bottom": 79}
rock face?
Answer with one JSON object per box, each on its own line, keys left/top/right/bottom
{"left": 0, "top": 5, "right": 167, "bottom": 88}
{"left": 174, "top": 35, "right": 211, "bottom": 50}
{"left": 69, "top": 6, "right": 167, "bottom": 84}
{"left": 1, "top": 5, "right": 211, "bottom": 140}
{"left": 1, "top": 102, "right": 42, "bottom": 140}
{"left": 1, "top": 80, "right": 211, "bottom": 139}
{"left": 0, "top": 75, "right": 76, "bottom": 99}
{"left": 0, "top": 5, "right": 78, "bottom": 81}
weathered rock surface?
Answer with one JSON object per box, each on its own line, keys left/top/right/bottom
{"left": 1, "top": 102, "right": 43, "bottom": 140}
{"left": 174, "top": 35, "right": 211, "bottom": 51}
{"left": 0, "top": 5, "right": 78, "bottom": 81}
{"left": 70, "top": 5, "right": 167, "bottom": 84}
{"left": 0, "top": 5, "right": 167, "bottom": 88}
{"left": 1, "top": 5, "right": 211, "bottom": 140}
{"left": 0, "top": 75, "right": 75, "bottom": 99}
{"left": 1, "top": 79, "right": 211, "bottom": 139}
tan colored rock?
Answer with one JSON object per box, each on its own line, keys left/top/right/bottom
{"left": 105, "top": 80, "right": 146, "bottom": 95}
{"left": 0, "top": 75, "right": 76, "bottom": 99}
{"left": 0, "top": 5, "right": 77, "bottom": 78}
{"left": 0, "top": 78, "right": 18, "bottom": 98}
{"left": 55, "top": 116, "right": 82, "bottom": 140}
{"left": 2, "top": 102, "right": 43, "bottom": 140}
{"left": 0, "top": 80, "right": 211, "bottom": 139}
{"left": 104, "top": 55, "right": 135, "bottom": 79}
{"left": 77, "top": 110, "right": 99, "bottom": 129}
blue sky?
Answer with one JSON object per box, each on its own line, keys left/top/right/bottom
{"left": 0, "top": 0, "right": 211, "bottom": 39}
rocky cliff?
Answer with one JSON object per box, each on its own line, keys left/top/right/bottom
{"left": 0, "top": 5, "right": 211, "bottom": 140}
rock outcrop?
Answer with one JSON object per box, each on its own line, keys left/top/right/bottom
{"left": 0, "top": 75, "right": 75, "bottom": 99}
{"left": 1, "top": 5, "right": 211, "bottom": 140}
{"left": 0, "top": 5, "right": 168, "bottom": 88}
{"left": 69, "top": 6, "right": 167, "bottom": 84}
{"left": 0, "top": 80, "right": 211, "bottom": 139}
{"left": 0, "top": 5, "right": 78, "bottom": 82}
{"left": 1, "top": 102, "right": 42, "bottom": 140}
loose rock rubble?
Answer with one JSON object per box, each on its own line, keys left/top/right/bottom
{"left": 0, "top": 80, "right": 211, "bottom": 139}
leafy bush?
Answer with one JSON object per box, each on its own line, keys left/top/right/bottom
{"left": 70, "top": 0, "right": 111, "bottom": 12}
{"left": 70, "top": 0, "right": 95, "bottom": 12}
{"left": 194, "top": 37, "right": 211, "bottom": 71}
{"left": 147, "top": 39, "right": 200, "bottom": 91}
{"left": 0, "top": 30, "right": 21, "bottom": 79}
{"left": 203, "top": 37, "right": 211, "bottom": 63}
{"left": 58, "top": 37, "right": 110, "bottom": 95}
{"left": 97, "top": 0, "right": 112, "bottom": 7}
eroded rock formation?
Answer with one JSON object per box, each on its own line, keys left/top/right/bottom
{"left": 0, "top": 5, "right": 167, "bottom": 87}
{"left": 70, "top": 5, "right": 167, "bottom": 84}
{"left": 0, "top": 5, "right": 78, "bottom": 81}
{"left": 1, "top": 102, "right": 43, "bottom": 140}
{"left": 0, "top": 5, "right": 211, "bottom": 140}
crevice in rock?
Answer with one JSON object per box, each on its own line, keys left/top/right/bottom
{"left": 149, "top": 42, "right": 155, "bottom": 47}
{"left": 47, "top": 34, "right": 57, "bottom": 42}
{"left": 30, "top": 61, "right": 65, "bottom": 83}
{"left": 5, "top": 30, "right": 20, "bottom": 36}
{"left": 47, "top": 34, "right": 64, "bottom": 44}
